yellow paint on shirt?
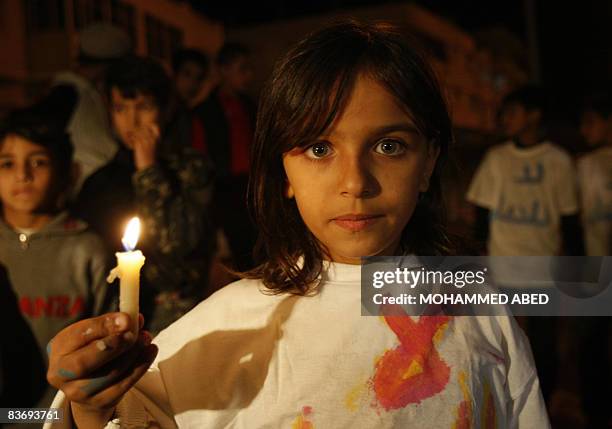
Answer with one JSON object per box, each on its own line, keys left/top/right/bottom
{"left": 345, "top": 382, "right": 367, "bottom": 411}
{"left": 401, "top": 359, "right": 424, "bottom": 380}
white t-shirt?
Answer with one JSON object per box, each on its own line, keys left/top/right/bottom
{"left": 467, "top": 141, "right": 578, "bottom": 256}
{"left": 577, "top": 146, "right": 612, "bottom": 256}
{"left": 53, "top": 71, "right": 118, "bottom": 195}
{"left": 48, "top": 262, "right": 549, "bottom": 428}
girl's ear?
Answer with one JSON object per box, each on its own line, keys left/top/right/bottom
{"left": 419, "top": 144, "right": 440, "bottom": 193}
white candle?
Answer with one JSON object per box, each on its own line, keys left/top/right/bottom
{"left": 107, "top": 217, "right": 145, "bottom": 336}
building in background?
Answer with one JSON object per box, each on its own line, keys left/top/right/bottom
{"left": 0, "top": 0, "right": 223, "bottom": 112}
{"left": 226, "top": 3, "right": 527, "bottom": 134}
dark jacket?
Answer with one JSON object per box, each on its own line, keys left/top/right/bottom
{"left": 193, "top": 87, "right": 256, "bottom": 180}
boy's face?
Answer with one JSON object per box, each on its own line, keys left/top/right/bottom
{"left": 220, "top": 55, "right": 253, "bottom": 93}
{"left": 0, "top": 134, "right": 56, "bottom": 215}
{"left": 500, "top": 102, "right": 539, "bottom": 138}
{"left": 110, "top": 87, "right": 160, "bottom": 149}
{"left": 580, "top": 110, "right": 609, "bottom": 147}
{"left": 282, "top": 75, "right": 438, "bottom": 265}
{"left": 175, "top": 61, "right": 206, "bottom": 104}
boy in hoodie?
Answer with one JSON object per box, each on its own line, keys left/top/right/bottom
{"left": 0, "top": 107, "right": 111, "bottom": 410}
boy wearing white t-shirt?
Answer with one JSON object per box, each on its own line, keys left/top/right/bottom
{"left": 467, "top": 86, "right": 582, "bottom": 257}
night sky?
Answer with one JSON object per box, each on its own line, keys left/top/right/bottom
{"left": 190, "top": 0, "right": 611, "bottom": 121}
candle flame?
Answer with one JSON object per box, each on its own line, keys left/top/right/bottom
{"left": 121, "top": 217, "right": 141, "bottom": 251}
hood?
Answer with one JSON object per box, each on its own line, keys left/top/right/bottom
{"left": 0, "top": 211, "right": 89, "bottom": 242}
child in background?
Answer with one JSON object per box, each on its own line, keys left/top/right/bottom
{"left": 467, "top": 86, "right": 582, "bottom": 257}
{"left": 578, "top": 94, "right": 612, "bottom": 256}
{"left": 47, "top": 21, "right": 549, "bottom": 428}
{"left": 195, "top": 42, "right": 257, "bottom": 271}
{"left": 0, "top": 107, "right": 111, "bottom": 411}
{"left": 466, "top": 86, "right": 583, "bottom": 406}
{"left": 72, "top": 56, "right": 215, "bottom": 335}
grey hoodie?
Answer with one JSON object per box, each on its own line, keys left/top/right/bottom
{"left": 0, "top": 211, "right": 113, "bottom": 409}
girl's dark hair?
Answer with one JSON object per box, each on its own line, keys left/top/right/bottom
{"left": 106, "top": 56, "right": 171, "bottom": 109}
{"left": 244, "top": 20, "right": 454, "bottom": 294}
{"left": 0, "top": 107, "right": 73, "bottom": 192}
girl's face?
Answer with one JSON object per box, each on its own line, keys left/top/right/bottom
{"left": 283, "top": 75, "right": 439, "bottom": 264}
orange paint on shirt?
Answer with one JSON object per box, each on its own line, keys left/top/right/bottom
{"left": 453, "top": 371, "right": 473, "bottom": 429}
{"left": 372, "top": 305, "right": 451, "bottom": 410}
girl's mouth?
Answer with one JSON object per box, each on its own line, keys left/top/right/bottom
{"left": 332, "top": 214, "right": 383, "bottom": 232}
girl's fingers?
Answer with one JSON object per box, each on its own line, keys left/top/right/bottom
{"left": 50, "top": 313, "right": 132, "bottom": 356}
{"left": 62, "top": 344, "right": 158, "bottom": 409}
{"left": 57, "top": 331, "right": 153, "bottom": 402}
{"left": 53, "top": 330, "right": 152, "bottom": 382}
{"left": 86, "top": 344, "right": 158, "bottom": 410}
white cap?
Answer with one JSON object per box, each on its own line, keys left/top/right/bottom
{"left": 79, "top": 22, "right": 131, "bottom": 60}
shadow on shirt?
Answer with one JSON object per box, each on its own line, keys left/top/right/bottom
{"left": 157, "top": 295, "right": 299, "bottom": 413}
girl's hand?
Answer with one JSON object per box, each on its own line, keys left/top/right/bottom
{"left": 132, "top": 124, "right": 160, "bottom": 171}
{"left": 46, "top": 313, "right": 158, "bottom": 426}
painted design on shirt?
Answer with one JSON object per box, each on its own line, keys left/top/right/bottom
{"left": 514, "top": 162, "right": 544, "bottom": 184}
{"left": 345, "top": 379, "right": 368, "bottom": 411}
{"left": 452, "top": 371, "right": 473, "bottom": 429}
{"left": 371, "top": 306, "right": 451, "bottom": 410}
{"left": 491, "top": 194, "right": 550, "bottom": 226}
{"left": 481, "top": 380, "right": 497, "bottom": 429}
{"left": 291, "top": 406, "right": 314, "bottom": 429}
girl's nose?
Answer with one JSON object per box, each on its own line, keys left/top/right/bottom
{"left": 16, "top": 162, "right": 33, "bottom": 182}
{"left": 338, "top": 155, "right": 377, "bottom": 198}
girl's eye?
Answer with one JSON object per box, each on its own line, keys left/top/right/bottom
{"left": 374, "top": 139, "right": 406, "bottom": 156}
{"left": 305, "top": 142, "right": 332, "bottom": 159}
{"left": 0, "top": 161, "right": 13, "bottom": 169}
{"left": 30, "top": 158, "right": 50, "bottom": 168}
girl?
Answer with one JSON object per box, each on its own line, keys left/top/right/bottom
{"left": 46, "top": 21, "right": 549, "bottom": 428}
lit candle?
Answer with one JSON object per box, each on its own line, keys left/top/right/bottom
{"left": 107, "top": 217, "right": 145, "bottom": 337}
